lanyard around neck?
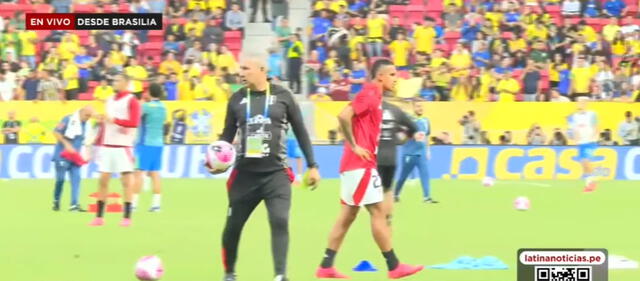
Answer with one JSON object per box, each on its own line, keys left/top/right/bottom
{"left": 246, "top": 84, "right": 271, "bottom": 121}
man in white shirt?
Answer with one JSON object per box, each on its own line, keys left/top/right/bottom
{"left": 562, "top": 0, "right": 582, "bottom": 16}
{"left": 0, "top": 72, "right": 16, "bottom": 101}
{"left": 569, "top": 98, "right": 600, "bottom": 192}
{"left": 618, "top": 111, "right": 639, "bottom": 145}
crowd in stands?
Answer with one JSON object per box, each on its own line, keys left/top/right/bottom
{"left": 0, "top": 0, "right": 289, "bottom": 102}
{"left": 299, "top": 0, "right": 640, "bottom": 102}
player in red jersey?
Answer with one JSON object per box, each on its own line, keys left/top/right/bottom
{"left": 315, "top": 59, "right": 424, "bottom": 279}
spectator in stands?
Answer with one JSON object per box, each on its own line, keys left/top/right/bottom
{"left": 250, "top": 0, "right": 270, "bottom": 23}
{"left": 93, "top": 78, "right": 115, "bottom": 101}
{"left": 203, "top": 19, "right": 224, "bottom": 46}
{"left": 583, "top": 0, "right": 601, "bottom": 18}
{"left": 52, "top": 0, "right": 72, "bottom": 13}
{"left": 287, "top": 33, "right": 304, "bottom": 94}
{"left": 459, "top": 111, "right": 481, "bottom": 144}
{"left": 19, "top": 29, "right": 37, "bottom": 69}
{"left": 165, "top": 73, "right": 178, "bottom": 101}
{"left": 226, "top": 3, "right": 248, "bottom": 31}
{"left": 310, "top": 86, "right": 333, "bottom": 101}
{"left": 388, "top": 33, "right": 412, "bottom": 70}
{"left": 598, "top": 129, "right": 618, "bottom": 145}
{"left": 443, "top": 4, "right": 464, "bottom": 31}
{"left": 419, "top": 79, "right": 438, "bottom": 101}
{"left": 311, "top": 10, "right": 332, "bottom": 43}
{"left": 570, "top": 56, "right": 593, "bottom": 100}
{"left": 215, "top": 45, "right": 239, "bottom": 74}
{"left": 521, "top": 60, "right": 542, "bottom": 101}
{"left": 125, "top": 57, "right": 148, "bottom": 98}
{"left": 388, "top": 17, "right": 406, "bottom": 42}
{"left": 595, "top": 61, "right": 615, "bottom": 99}
{"left": 450, "top": 43, "right": 473, "bottom": 101}
{"left": 496, "top": 71, "right": 520, "bottom": 102}
{"left": 184, "top": 41, "right": 203, "bottom": 64}
{"left": 74, "top": 47, "right": 94, "bottom": 94}
{"left": 472, "top": 41, "right": 491, "bottom": 68}
{"left": 167, "top": 0, "right": 187, "bottom": 18}
{"left": 107, "top": 43, "right": 126, "bottom": 72}
{"left": 549, "top": 128, "right": 568, "bottom": 145}
{"left": 165, "top": 17, "right": 186, "bottom": 41}
{"left": 149, "top": 0, "right": 166, "bottom": 13}
{"left": 618, "top": 111, "right": 640, "bottom": 145}
{"left": 329, "top": 69, "right": 350, "bottom": 101}
{"left": 21, "top": 70, "right": 39, "bottom": 101}
{"left": 562, "top": 0, "right": 581, "bottom": 17}
{"left": 122, "top": 30, "right": 140, "bottom": 58}
{"left": 604, "top": 0, "right": 627, "bottom": 18}
{"left": 305, "top": 50, "right": 321, "bottom": 93}
{"left": 159, "top": 52, "right": 183, "bottom": 76}
{"left": 164, "top": 35, "right": 181, "bottom": 54}
{"left": 0, "top": 71, "right": 16, "bottom": 101}
{"left": 2, "top": 111, "right": 20, "bottom": 144}
{"left": 365, "top": 11, "right": 386, "bottom": 57}
{"left": 61, "top": 60, "right": 79, "bottom": 100}
{"left": 38, "top": 70, "right": 63, "bottom": 101}
{"left": 527, "top": 124, "right": 547, "bottom": 145}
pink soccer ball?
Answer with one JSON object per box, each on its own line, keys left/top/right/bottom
{"left": 205, "top": 141, "right": 236, "bottom": 171}
{"left": 135, "top": 256, "right": 164, "bottom": 281}
{"left": 514, "top": 196, "right": 531, "bottom": 211}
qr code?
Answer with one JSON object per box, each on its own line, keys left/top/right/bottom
{"left": 535, "top": 266, "right": 591, "bottom": 281}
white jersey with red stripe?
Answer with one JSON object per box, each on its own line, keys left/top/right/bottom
{"left": 340, "top": 168, "right": 383, "bottom": 206}
{"left": 103, "top": 94, "right": 137, "bottom": 147}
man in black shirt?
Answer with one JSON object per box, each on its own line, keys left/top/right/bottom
{"left": 2, "top": 110, "right": 21, "bottom": 144}
{"left": 208, "top": 54, "right": 320, "bottom": 281}
{"left": 378, "top": 100, "right": 417, "bottom": 222}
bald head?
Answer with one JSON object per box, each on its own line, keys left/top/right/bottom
{"left": 239, "top": 53, "right": 269, "bottom": 89}
{"left": 80, "top": 105, "right": 94, "bottom": 122}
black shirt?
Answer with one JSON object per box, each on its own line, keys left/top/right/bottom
{"left": 378, "top": 102, "right": 417, "bottom": 166}
{"left": 221, "top": 83, "right": 316, "bottom": 172}
{"left": 3, "top": 120, "right": 21, "bottom": 144}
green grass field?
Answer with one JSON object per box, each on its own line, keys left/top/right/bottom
{"left": 2, "top": 179, "right": 639, "bottom": 281}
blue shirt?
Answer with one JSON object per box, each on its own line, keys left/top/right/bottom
{"left": 605, "top": 0, "right": 626, "bottom": 17}
{"left": 494, "top": 66, "right": 514, "bottom": 74}
{"left": 505, "top": 12, "right": 520, "bottom": 23}
{"left": 164, "top": 42, "right": 180, "bottom": 54}
{"left": 350, "top": 70, "right": 366, "bottom": 94}
{"left": 435, "top": 26, "right": 444, "bottom": 38}
{"left": 138, "top": 100, "right": 167, "bottom": 146}
{"left": 461, "top": 24, "right": 480, "bottom": 42}
{"left": 316, "top": 46, "right": 327, "bottom": 63}
{"left": 22, "top": 78, "right": 39, "bottom": 100}
{"left": 312, "top": 17, "right": 331, "bottom": 37}
{"left": 585, "top": 0, "right": 599, "bottom": 17}
{"left": 268, "top": 53, "right": 283, "bottom": 78}
{"left": 402, "top": 116, "right": 430, "bottom": 156}
{"left": 420, "top": 88, "right": 437, "bottom": 101}
{"left": 74, "top": 55, "right": 92, "bottom": 79}
{"left": 558, "top": 69, "right": 571, "bottom": 95}
{"left": 165, "top": 81, "right": 177, "bottom": 100}
{"left": 52, "top": 115, "right": 87, "bottom": 162}
{"left": 473, "top": 51, "right": 491, "bottom": 68}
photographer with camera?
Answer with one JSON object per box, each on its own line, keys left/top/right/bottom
{"left": 618, "top": 111, "right": 639, "bottom": 145}
{"left": 459, "top": 111, "right": 481, "bottom": 144}
{"left": 598, "top": 129, "right": 618, "bottom": 146}
{"left": 549, "top": 128, "right": 569, "bottom": 145}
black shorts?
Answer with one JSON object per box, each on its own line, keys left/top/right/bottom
{"left": 226, "top": 168, "right": 295, "bottom": 204}
{"left": 377, "top": 165, "right": 396, "bottom": 193}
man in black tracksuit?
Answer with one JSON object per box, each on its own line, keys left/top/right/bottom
{"left": 210, "top": 56, "right": 320, "bottom": 281}
{"left": 378, "top": 100, "right": 417, "bottom": 222}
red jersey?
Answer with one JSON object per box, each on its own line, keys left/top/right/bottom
{"left": 339, "top": 83, "right": 383, "bottom": 173}
{"left": 94, "top": 91, "right": 141, "bottom": 147}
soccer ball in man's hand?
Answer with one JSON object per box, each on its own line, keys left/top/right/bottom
{"left": 205, "top": 141, "right": 236, "bottom": 172}
{"left": 135, "top": 256, "right": 164, "bottom": 281}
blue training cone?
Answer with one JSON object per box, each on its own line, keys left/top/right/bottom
{"left": 353, "top": 260, "right": 378, "bottom": 272}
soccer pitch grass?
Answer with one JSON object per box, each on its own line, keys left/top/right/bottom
{"left": 2, "top": 179, "right": 640, "bottom": 281}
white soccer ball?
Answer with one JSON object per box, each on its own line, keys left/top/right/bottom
{"left": 514, "top": 196, "right": 531, "bottom": 211}
{"left": 135, "top": 256, "right": 164, "bottom": 281}
{"left": 205, "top": 141, "right": 236, "bottom": 171}
{"left": 482, "top": 176, "right": 495, "bottom": 187}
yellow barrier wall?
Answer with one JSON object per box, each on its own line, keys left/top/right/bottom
{"left": 0, "top": 101, "right": 638, "bottom": 144}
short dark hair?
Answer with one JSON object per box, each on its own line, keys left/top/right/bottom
{"left": 370, "top": 58, "right": 394, "bottom": 80}
{"left": 149, "top": 83, "right": 163, "bottom": 99}
{"left": 625, "top": 111, "right": 632, "bottom": 117}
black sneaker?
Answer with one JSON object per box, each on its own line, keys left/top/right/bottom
{"left": 69, "top": 205, "right": 87, "bottom": 212}
{"left": 223, "top": 273, "right": 236, "bottom": 281}
{"left": 424, "top": 198, "right": 439, "bottom": 204}
{"left": 52, "top": 201, "right": 60, "bottom": 211}
{"left": 394, "top": 196, "right": 400, "bottom": 203}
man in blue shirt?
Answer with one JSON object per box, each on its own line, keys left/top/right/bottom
{"left": 350, "top": 61, "right": 367, "bottom": 97}
{"left": 312, "top": 10, "right": 332, "bottom": 41}
{"left": 74, "top": 47, "right": 93, "bottom": 94}
{"left": 21, "top": 70, "right": 39, "bottom": 100}
{"left": 164, "top": 73, "right": 178, "bottom": 101}
{"left": 604, "top": 0, "right": 627, "bottom": 18}
{"left": 51, "top": 105, "right": 94, "bottom": 212}
{"left": 133, "top": 83, "right": 167, "bottom": 212}
{"left": 558, "top": 67, "right": 572, "bottom": 97}
{"left": 472, "top": 42, "right": 491, "bottom": 68}
{"left": 394, "top": 102, "right": 438, "bottom": 203}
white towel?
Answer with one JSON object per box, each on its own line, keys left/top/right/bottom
{"left": 64, "top": 111, "right": 84, "bottom": 139}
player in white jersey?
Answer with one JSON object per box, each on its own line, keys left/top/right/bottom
{"left": 569, "top": 98, "right": 599, "bottom": 192}
{"left": 89, "top": 74, "right": 142, "bottom": 227}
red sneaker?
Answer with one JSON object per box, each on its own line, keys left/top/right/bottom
{"left": 583, "top": 181, "right": 597, "bottom": 193}
{"left": 315, "top": 267, "right": 350, "bottom": 279}
{"left": 388, "top": 264, "right": 424, "bottom": 279}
